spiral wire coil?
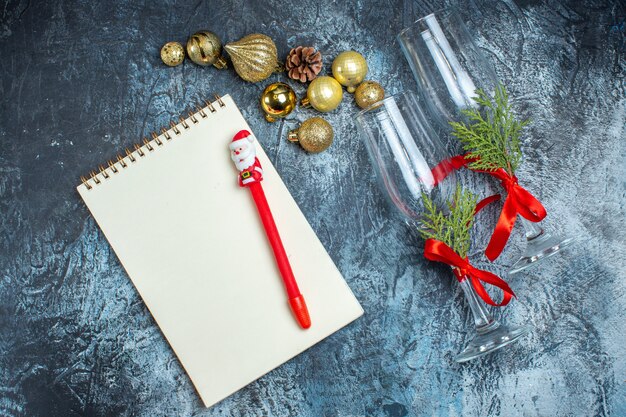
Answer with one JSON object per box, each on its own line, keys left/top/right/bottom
{"left": 80, "top": 95, "right": 225, "bottom": 190}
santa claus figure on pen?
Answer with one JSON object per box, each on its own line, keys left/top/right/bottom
{"left": 229, "top": 129, "right": 264, "bottom": 187}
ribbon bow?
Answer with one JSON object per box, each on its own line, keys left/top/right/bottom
{"left": 430, "top": 155, "right": 548, "bottom": 261}
{"left": 480, "top": 168, "right": 547, "bottom": 261}
{"left": 424, "top": 239, "right": 515, "bottom": 307}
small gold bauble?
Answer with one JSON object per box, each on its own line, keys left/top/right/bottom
{"left": 300, "top": 76, "right": 343, "bottom": 112}
{"left": 186, "top": 31, "right": 227, "bottom": 68}
{"left": 225, "top": 34, "right": 281, "bottom": 83}
{"left": 260, "top": 82, "right": 297, "bottom": 122}
{"left": 354, "top": 81, "right": 385, "bottom": 109}
{"left": 331, "top": 51, "right": 368, "bottom": 93}
{"left": 288, "top": 117, "right": 334, "bottom": 153}
{"left": 160, "top": 42, "right": 185, "bottom": 67}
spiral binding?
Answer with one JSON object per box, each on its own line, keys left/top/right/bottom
{"left": 80, "top": 95, "right": 226, "bottom": 190}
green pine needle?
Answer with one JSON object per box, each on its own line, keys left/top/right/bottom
{"left": 419, "top": 186, "right": 478, "bottom": 258}
{"left": 449, "top": 84, "right": 529, "bottom": 175}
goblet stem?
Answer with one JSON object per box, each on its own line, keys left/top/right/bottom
{"left": 458, "top": 276, "right": 496, "bottom": 331}
{"left": 520, "top": 218, "right": 543, "bottom": 240}
{"left": 455, "top": 274, "right": 532, "bottom": 362}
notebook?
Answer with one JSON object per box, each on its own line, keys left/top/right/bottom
{"left": 77, "top": 95, "right": 363, "bottom": 407}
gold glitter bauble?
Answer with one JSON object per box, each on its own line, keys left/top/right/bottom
{"left": 288, "top": 117, "right": 334, "bottom": 153}
{"left": 225, "top": 34, "right": 281, "bottom": 83}
{"left": 186, "top": 31, "right": 227, "bottom": 68}
{"left": 331, "top": 51, "right": 368, "bottom": 93}
{"left": 300, "top": 76, "right": 343, "bottom": 112}
{"left": 354, "top": 80, "right": 385, "bottom": 109}
{"left": 260, "top": 82, "right": 297, "bottom": 122}
{"left": 160, "top": 42, "right": 185, "bottom": 67}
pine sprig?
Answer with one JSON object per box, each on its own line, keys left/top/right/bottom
{"left": 419, "top": 186, "right": 478, "bottom": 258}
{"left": 449, "top": 84, "right": 529, "bottom": 176}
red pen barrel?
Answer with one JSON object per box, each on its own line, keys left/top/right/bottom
{"left": 248, "top": 182, "right": 311, "bottom": 329}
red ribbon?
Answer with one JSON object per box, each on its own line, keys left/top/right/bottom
{"left": 474, "top": 194, "right": 501, "bottom": 218}
{"left": 431, "top": 155, "right": 475, "bottom": 186}
{"left": 477, "top": 168, "right": 547, "bottom": 261}
{"left": 431, "top": 155, "right": 547, "bottom": 261}
{"left": 424, "top": 239, "right": 515, "bottom": 307}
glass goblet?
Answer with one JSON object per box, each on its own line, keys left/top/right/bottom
{"left": 355, "top": 91, "right": 531, "bottom": 362}
{"left": 397, "top": 8, "right": 498, "bottom": 129}
{"left": 397, "top": 8, "right": 575, "bottom": 275}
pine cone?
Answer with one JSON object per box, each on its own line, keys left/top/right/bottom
{"left": 285, "top": 46, "right": 323, "bottom": 83}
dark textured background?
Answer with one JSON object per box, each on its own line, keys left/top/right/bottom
{"left": 1, "top": 0, "right": 625, "bottom": 416}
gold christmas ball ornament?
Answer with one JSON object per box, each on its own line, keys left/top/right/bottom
{"left": 300, "top": 76, "right": 343, "bottom": 113}
{"left": 186, "top": 31, "right": 227, "bottom": 68}
{"left": 160, "top": 42, "right": 185, "bottom": 67}
{"left": 225, "top": 34, "right": 281, "bottom": 83}
{"left": 331, "top": 51, "right": 368, "bottom": 93}
{"left": 288, "top": 117, "right": 334, "bottom": 153}
{"left": 260, "top": 82, "right": 297, "bottom": 122}
{"left": 354, "top": 81, "right": 385, "bottom": 109}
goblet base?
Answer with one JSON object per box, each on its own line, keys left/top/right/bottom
{"left": 508, "top": 231, "right": 577, "bottom": 275}
{"left": 455, "top": 321, "right": 532, "bottom": 363}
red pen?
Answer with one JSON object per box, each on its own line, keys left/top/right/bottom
{"left": 229, "top": 129, "right": 311, "bottom": 329}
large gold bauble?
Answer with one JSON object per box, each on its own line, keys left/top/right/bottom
{"left": 260, "top": 82, "right": 297, "bottom": 122}
{"left": 186, "top": 31, "right": 227, "bottom": 68}
{"left": 160, "top": 42, "right": 185, "bottom": 67}
{"left": 331, "top": 51, "right": 368, "bottom": 93}
{"left": 225, "top": 34, "right": 281, "bottom": 83}
{"left": 301, "top": 76, "right": 343, "bottom": 112}
{"left": 354, "top": 80, "right": 385, "bottom": 109}
{"left": 288, "top": 117, "right": 334, "bottom": 153}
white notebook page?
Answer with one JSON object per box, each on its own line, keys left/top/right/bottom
{"left": 77, "top": 95, "right": 363, "bottom": 407}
